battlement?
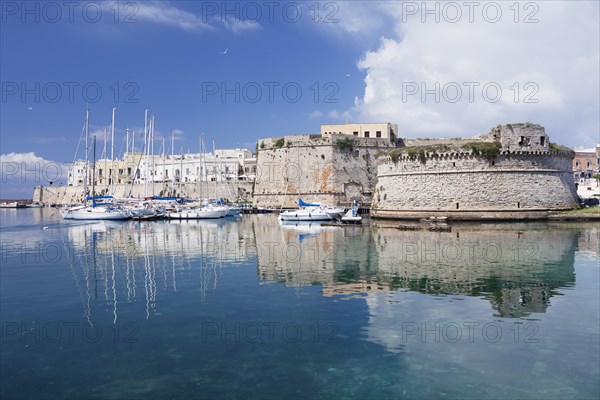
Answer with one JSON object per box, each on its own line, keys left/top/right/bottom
{"left": 377, "top": 123, "right": 574, "bottom": 165}
{"left": 377, "top": 148, "right": 575, "bottom": 165}
{"left": 257, "top": 133, "right": 395, "bottom": 151}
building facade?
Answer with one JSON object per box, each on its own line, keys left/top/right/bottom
{"left": 320, "top": 123, "right": 398, "bottom": 142}
{"left": 573, "top": 145, "right": 600, "bottom": 179}
{"left": 67, "top": 149, "right": 256, "bottom": 187}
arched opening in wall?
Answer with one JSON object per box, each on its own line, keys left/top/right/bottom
{"left": 344, "top": 182, "right": 363, "bottom": 203}
{"left": 456, "top": 203, "right": 459, "bottom": 209}
{"left": 517, "top": 202, "right": 520, "bottom": 208}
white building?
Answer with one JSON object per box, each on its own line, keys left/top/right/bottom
{"left": 320, "top": 123, "right": 398, "bottom": 142}
{"left": 68, "top": 148, "right": 256, "bottom": 187}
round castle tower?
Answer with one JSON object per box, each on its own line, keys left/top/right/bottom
{"left": 372, "top": 123, "right": 579, "bottom": 220}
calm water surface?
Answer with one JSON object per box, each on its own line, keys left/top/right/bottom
{"left": 1, "top": 209, "right": 599, "bottom": 399}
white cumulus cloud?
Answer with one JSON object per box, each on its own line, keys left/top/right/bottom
{"left": 0, "top": 153, "right": 69, "bottom": 198}
{"left": 338, "top": 1, "right": 599, "bottom": 147}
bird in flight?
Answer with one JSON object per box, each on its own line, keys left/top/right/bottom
{"left": 221, "top": 48, "right": 228, "bottom": 55}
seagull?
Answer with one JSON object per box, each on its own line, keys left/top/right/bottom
{"left": 221, "top": 48, "right": 228, "bottom": 55}
{"left": 345, "top": 74, "right": 351, "bottom": 78}
{"left": 28, "top": 106, "right": 33, "bottom": 110}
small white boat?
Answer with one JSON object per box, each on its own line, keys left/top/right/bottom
{"left": 0, "top": 201, "right": 26, "bottom": 208}
{"left": 341, "top": 200, "right": 362, "bottom": 224}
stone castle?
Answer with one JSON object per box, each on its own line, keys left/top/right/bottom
{"left": 373, "top": 123, "right": 579, "bottom": 219}
{"left": 253, "top": 122, "right": 579, "bottom": 219}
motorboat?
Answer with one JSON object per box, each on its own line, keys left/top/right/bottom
{"left": 340, "top": 200, "right": 362, "bottom": 224}
{"left": 0, "top": 201, "right": 26, "bottom": 208}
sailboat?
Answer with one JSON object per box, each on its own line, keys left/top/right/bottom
{"left": 278, "top": 145, "right": 344, "bottom": 222}
{"left": 61, "top": 110, "right": 129, "bottom": 221}
{"left": 278, "top": 198, "right": 335, "bottom": 221}
{"left": 165, "top": 136, "right": 227, "bottom": 219}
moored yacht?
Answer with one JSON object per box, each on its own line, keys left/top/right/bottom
{"left": 278, "top": 199, "right": 335, "bottom": 222}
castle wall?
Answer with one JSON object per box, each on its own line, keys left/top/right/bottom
{"left": 373, "top": 151, "right": 578, "bottom": 219}
{"left": 252, "top": 134, "right": 394, "bottom": 208}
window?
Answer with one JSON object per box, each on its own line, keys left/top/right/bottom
{"left": 364, "top": 131, "right": 370, "bottom": 138}
{"left": 376, "top": 131, "right": 382, "bottom": 138}
{"left": 575, "top": 161, "right": 579, "bottom": 168}
{"left": 99, "top": 169, "right": 103, "bottom": 176}
{"left": 353, "top": 150, "right": 359, "bottom": 158}
{"left": 353, "top": 131, "right": 358, "bottom": 136}
{"left": 540, "top": 137, "right": 545, "bottom": 146}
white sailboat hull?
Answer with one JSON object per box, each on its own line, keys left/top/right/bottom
{"left": 60, "top": 206, "right": 130, "bottom": 220}
{"left": 166, "top": 207, "right": 225, "bottom": 219}
{"left": 278, "top": 209, "right": 333, "bottom": 222}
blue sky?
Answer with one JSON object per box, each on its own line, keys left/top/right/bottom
{"left": 1, "top": 1, "right": 599, "bottom": 197}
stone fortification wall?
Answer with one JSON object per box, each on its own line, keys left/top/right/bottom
{"left": 33, "top": 181, "right": 253, "bottom": 205}
{"left": 373, "top": 124, "right": 579, "bottom": 220}
{"left": 252, "top": 134, "right": 395, "bottom": 208}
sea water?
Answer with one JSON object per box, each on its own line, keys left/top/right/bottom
{"left": 1, "top": 209, "right": 598, "bottom": 399}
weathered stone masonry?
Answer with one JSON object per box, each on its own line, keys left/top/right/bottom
{"left": 253, "top": 134, "right": 395, "bottom": 209}
{"left": 372, "top": 124, "right": 579, "bottom": 220}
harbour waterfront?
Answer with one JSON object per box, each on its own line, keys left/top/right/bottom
{"left": 1, "top": 209, "right": 599, "bottom": 399}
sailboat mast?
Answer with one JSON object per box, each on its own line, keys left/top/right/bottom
{"left": 92, "top": 135, "right": 96, "bottom": 202}
{"left": 180, "top": 145, "right": 184, "bottom": 198}
{"left": 171, "top": 131, "right": 175, "bottom": 185}
{"left": 111, "top": 107, "right": 115, "bottom": 189}
{"left": 143, "top": 109, "right": 148, "bottom": 197}
{"left": 212, "top": 139, "right": 217, "bottom": 201}
{"left": 151, "top": 115, "right": 155, "bottom": 197}
{"left": 103, "top": 127, "right": 108, "bottom": 192}
{"left": 198, "top": 135, "right": 202, "bottom": 204}
{"left": 84, "top": 107, "right": 89, "bottom": 205}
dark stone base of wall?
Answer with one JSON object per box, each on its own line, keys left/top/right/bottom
{"left": 372, "top": 208, "right": 577, "bottom": 221}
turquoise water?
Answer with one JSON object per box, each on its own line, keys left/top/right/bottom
{"left": 1, "top": 209, "right": 599, "bottom": 399}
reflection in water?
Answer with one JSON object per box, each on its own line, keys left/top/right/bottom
{"left": 256, "top": 220, "right": 588, "bottom": 318}
{"left": 60, "top": 217, "right": 597, "bottom": 324}
{"left": 63, "top": 218, "right": 257, "bottom": 324}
